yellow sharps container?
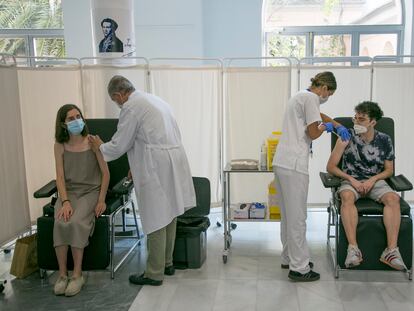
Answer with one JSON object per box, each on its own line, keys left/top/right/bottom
{"left": 267, "top": 131, "right": 282, "bottom": 170}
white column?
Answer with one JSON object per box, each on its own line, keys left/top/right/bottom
{"left": 91, "top": 0, "right": 136, "bottom": 57}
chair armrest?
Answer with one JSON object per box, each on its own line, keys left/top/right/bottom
{"left": 111, "top": 177, "right": 134, "bottom": 196}
{"left": 34, "top": 180, "right": 57, "bottom": 198}
{"left": 386, "top": 175, "right": 413, "bottom": 192}
{"left": 319, "top": 172, "right": 342, "bottom": 188}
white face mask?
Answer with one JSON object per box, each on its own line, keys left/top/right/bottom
{"left": 353, "top": 124, "right": 368, "bottom": 135}
{"left": 319, "top": 96, "right": 329, "bottom": 105}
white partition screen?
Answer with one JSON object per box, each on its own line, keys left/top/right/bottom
{"left": 17, "top": 67, "right": 83, "bottom": 220}
{"left": 372, "top": 64, "right": 414, "bottom": 201}
{"left": 0, "top": 65, "right": 31, "bottom": 244}
{"left": 299, "top": 66, "right": 372, "bottom": 204}
{"left": 149, "top": 65, "right": 222, "bottom": 203}
{"left": 81, "top": 60, "right": 148, "bottom": 118}
{"left": 225, "top": 66, "right": 291, "bottom": 204}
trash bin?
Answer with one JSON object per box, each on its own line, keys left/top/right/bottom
{"left": 173, "top": 177, "right": 211, "bottom": 269}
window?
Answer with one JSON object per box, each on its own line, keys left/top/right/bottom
{"left": 264, "top": 0, "right": 404, "bottom": 63}
{"left": 359, "top": 34, "right": 397, "bottom": 57}
{"left": 0, "top": 38, "right": 26, "bottom": 57}
{"left": 313, "top": 34, "right": 352, "bottom": 57}
{"left": 266, "top": 33, "right": 306, "bottom": 59}
{"left": 0, "top": 0, "right": 65, "bottom": 62}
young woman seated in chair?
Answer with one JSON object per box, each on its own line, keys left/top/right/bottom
{"left": 53, "top": 104, "right": 109, "bottom": 296}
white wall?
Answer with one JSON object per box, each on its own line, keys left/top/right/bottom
{"left": 62, "top": 0, "right": 94, "bottom": 59}
{"left": 202, "top": 0, "right": 263, "bottom": 58}
{"left": 410, "top": 0, "right": 414, "bottom": 54}
{"left": 62, "top": 0, "right": 414, "bottom": 59}
{"left": 403, "top": 0, "right": 413, "bottom": 54}
{"left": 62, "top": 0, "right": 263, "bottom": 59}
{"left": 135, "top": 0, "right": 203, "bottom": 58}
{"left": 62, "top": 0, "right": 204, "bottom": 58}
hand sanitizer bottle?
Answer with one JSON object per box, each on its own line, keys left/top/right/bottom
{"left": 260, "top": 141, "right": 267, "bottom": 170}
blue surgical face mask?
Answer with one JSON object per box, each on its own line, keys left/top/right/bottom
{"left": 66, "top": 119, "right": 85, "bottom": 135}
{"left": 319, "top": 96, "right": 329, "bottom": 105}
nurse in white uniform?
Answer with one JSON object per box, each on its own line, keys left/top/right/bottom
{"left": 273, "top": 71, "right": 350, "bottom": 282}
{"left": 89, "top": 75, "right": 196, "bottom": 286}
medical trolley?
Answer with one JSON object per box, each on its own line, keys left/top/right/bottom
{"left": 222, "top": 164, "right": 280, "bottom": 263}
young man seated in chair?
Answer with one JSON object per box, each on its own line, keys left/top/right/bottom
{"left": 327, "top": 101, "right": 407, "bottom": 271}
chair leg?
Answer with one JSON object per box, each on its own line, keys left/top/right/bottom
{"left": 334, "top": 212, "right": 340, "bottom": 278}
{"left": 39, "top": 269, "right": 46, "bottom": 279}
{"left": 326, "top": 201, "right": 332, "bottom": 245}
{"left": 411, "top": 234, "right": 413, "bottom": 281}
{"left": 334, "top": 265, "right": 339, "bottom": 279}
{"left": 108, "top": 199, "right": 141, "bottom": 279}
{"left": 121, "top": 209, "right": 127, "bottom": 232}
{"left": 110, "top": 214, "right": 116, "bottom": 279}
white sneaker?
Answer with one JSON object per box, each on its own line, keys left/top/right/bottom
{"left": 345, "top": 245, "right": 363, "bottom": 268}
{"left": 65, "top": 275, "right": 85, "bottom": 297}
{"left": 54, "top": 275, "right": 68, "bottom": 295}
{"left": 380, "top": 247, "right": 407, "bottom": 271}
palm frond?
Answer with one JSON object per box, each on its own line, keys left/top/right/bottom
{"left": 0, "top": 0, "right": 65, "bottom": 57}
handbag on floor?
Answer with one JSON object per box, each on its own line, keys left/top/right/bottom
{"left": 10, "top": 233, "right": 39, "bottom": 278}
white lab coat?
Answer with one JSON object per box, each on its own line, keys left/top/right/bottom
{"left": 273, "top": 90, "right": 322, "bottom": 175}
{"left": 272, "top": 90, "right": 322, "bottom": 273}
{"left": 100, "top": 91, "right": 196, "bottom": 234}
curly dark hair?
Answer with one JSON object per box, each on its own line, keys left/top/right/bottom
{"left": 55, "top": 104, "right": 88, "bottom": 143}
{"left": 310, "top": 71, "right": 337, "bottom": 91}
{"left": 100, "top": 18, "right": 118, "bottom": 31}
{"left": 355, "top": 101, "right": 384, "bottom": 121}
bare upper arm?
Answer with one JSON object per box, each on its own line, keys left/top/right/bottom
{"left": 307, "top": 121, "right": 321, "bottom": 140}
{"left": 384, "top": 159, "right": 394, "bottom": 174}
{"left": 54, "top": 142, "right": 65, "bottom": 178}
{"left": 327, "top": 139, "right": 349, "bottom": 169}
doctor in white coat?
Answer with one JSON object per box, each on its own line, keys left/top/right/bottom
{"left": 89, "top": 75, "right": 196, "bottom": 286}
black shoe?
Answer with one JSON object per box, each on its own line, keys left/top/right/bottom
{"left": 129, "top": 273, "right": 163, "bottom": 286}
{"left": 281, "top": 262, "right": 314, "bottom": 269}
{"left": 164, "top": 265, "right": 175, "bottom": 276}
{"left": 288, "top": 270, "right": 320, "bottom": 282}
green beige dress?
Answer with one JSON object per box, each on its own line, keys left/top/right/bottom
{"left": 53, "top": 149, "right": 101, "bottom": 249}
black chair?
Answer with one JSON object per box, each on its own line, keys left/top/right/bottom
{"left": 320, "top": 117, "right": 413, "bottom": 279}
{"left": 173, "top": 177, "right": 211, "bottom": 269}
{"left": 35, "top": 119, "right": 141, "bottom": 279}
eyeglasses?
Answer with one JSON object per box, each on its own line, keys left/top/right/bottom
{"left": 352, "top": 116, "right": 369, "bottom": 123}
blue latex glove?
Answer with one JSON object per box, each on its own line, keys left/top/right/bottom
{"left": 336, "top": 125, "right": 351, "bottom": 141}
{"left": 323, "top": 122, "right": 334, "bottom": 133}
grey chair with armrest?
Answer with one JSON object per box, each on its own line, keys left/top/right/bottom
{"left": 320, "top": 117, "right": 413, "bottom": 279}
{"left": 34, "top": 119, "right": 141, "bottom": 279}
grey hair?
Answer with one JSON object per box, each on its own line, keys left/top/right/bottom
{"left": 107, "top": 75, "right": 135, "bottom": 96}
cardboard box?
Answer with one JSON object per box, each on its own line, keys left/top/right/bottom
{"left": 249, "top": 202, "right": 266, "bottom": 219}
{"left": 231, "top": 203, "right": 250, "bottom": 219}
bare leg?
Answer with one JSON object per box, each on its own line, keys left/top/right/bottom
{"left": 71, "top": 247, "right": 84, "bottom": 278}
{"left": 340, "top": 190, "right": 358, "bottom": 246}
{"left": 55, "top": 245, "right": 68, "bottom": 277}
{"left": 381, "top": 193, "right": 401, "bottom": 249}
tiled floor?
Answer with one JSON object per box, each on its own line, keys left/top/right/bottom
{"left": 1, "top": 209, "right": 414, "bottom": 311}
{"left": 129, "top": 210, "right": 414, "bottom": 311}
{"left": 0, "top": 233, "right": 146, "bottom": 311}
